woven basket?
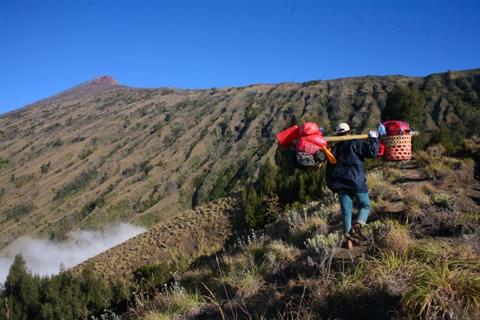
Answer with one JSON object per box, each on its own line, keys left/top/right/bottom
{"left": 382, "top": 134, "right": 412, "bottom": 161}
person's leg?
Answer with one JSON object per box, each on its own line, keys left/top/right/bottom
{"left": 339, "top": 191, "right": 354, "bottom": 234}
{"left": 355, "top": 192, "right": 371, "bottom": 226}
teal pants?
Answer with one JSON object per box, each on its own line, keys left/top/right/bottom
{"left": 339, "top": 191, "right": 371, "bottom": 234}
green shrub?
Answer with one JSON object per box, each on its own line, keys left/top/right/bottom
{"left": 80, "top": 197, "right": 105, "bottom": 218}
{"left": 430, "top": 193, "right": 453, "bottom": 209}
{"left": 242, "top": 148, "right": 328, "bottom": 229}
{"left": 48, "top": 138, "right": 64, "bottom": 148}
{"left": 122, "top": 161, "right": 152, "bottom": 178}
{"left": 430, "top": 122, "right": 466, "bottom": 155}
{"left": 134, "top": 263, "right": 172, "bottom": 289}
{"left": 0, "top": 158, "right": 9, "bottom": 171}
{"left": 40, "top": 162, "right": 51, "bottom": 174}
{"left": 54, "top": 168, "right": 97, "bottom": 200}
{"left": 78, "top": 148, "right": 94, "bottom": 160}
{"left": 382, "top": 85, "right": 426, "bottom": 129}
{"left": 3, "top": 203, "right": 34, "bottom": 222}
{"left": 149, "top": 122, "right": 164, "bottom": 134}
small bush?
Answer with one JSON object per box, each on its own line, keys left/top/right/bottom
{"left": 430, "top": 192, "right": 453, "bottom": 209}
{"left": 286, "top": 201, "right": 335, "bottom": 245}
{"left": 121, "top": 161, "right": 153, "bottom": 178}
{"left": 48, "top": 138, "right": 64, "bottom": 147}
{"left": 78, "top": 148, "right": 94, "bottom": 160}
{"left": 134, "top": 263, "right": 172, "bottom": 289}
{"left": 220, "top": 267, "right": 263, "bottom": 299}
{"left": 262, "top": 240, "right": 299, "bottom": 272}
{"left": 151, "top": 284, "right": 204, "bottom": 315}
{"left": 382, "top": 85, "right": 426, "bottom": 129}
{"left": 430, "top": 123, "right": 466, "bottom": 155}
{"left": 40, "top": 162, "right": 51, "bottom": 174}
{"left": 0, "top": 158, "right": 9, "bottom": 170}
{"left": 305, "top": 233, "right": 341, "bottom": 254}
{"left": 3, "top": 203, "right": 35, "bottom": 222}
{"left": 54, "top": 168, "right": 97, "bottom": 200}
{"left": 425, "top": 161, "right": 452, "bottom": 179}
{"left": 367, "top": 171, "right": 403, "bottom": 202}
{"left": 457, "top": 210, "right": 480, "bottom": 234}
{"left": 13, "top": 174, "right": 34, "bottom": 188}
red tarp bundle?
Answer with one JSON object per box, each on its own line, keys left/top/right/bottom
{"left": 276, "top": 122, "right": 327, "bottom": 155}
{"left": 383, "top": 120, "right": 411, "bottom": 136}
{"left": 276, "top": 125, "right": 299, "bottom": 148}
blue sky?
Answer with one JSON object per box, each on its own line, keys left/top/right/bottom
{"left": 1, "top": 0, "right": 479, "bottom": 114}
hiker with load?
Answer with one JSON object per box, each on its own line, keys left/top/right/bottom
{"left": 277, "top": 120, "right": 413, "bottom": 250}
{"left": 325, "top": 122, "right": 384, "bottom": 249}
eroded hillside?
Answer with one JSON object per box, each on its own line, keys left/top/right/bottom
{"left": 71, "top": 196, "right": 243, "bottom": 280}
{"left": 0, "top": 69, "right": 479, "bottom": 248}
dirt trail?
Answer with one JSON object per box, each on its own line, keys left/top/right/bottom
{"left": 332, "top": 157, "right": 480, "bottom": 258}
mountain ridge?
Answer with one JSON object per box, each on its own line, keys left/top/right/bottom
{"left": 3, "top": 67, "right": 480, "bottom": 118}
{"left": 0, "top": 68, "right": 479, "bottom": 249}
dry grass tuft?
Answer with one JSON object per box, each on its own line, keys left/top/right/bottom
{"left": 367, "top": 171, "right": 403, "bottom": 202}
{"left": 412, "top": 239, "right": 479, "bottom": 263}
{"left": 264, "top": 240, "right": 300, "bottom": 269}
{"left": 402, "top": 240, "right": 480, "bottom": 319}
{"left": 457, "top": 210, "right": 480, "bottom": 233}
{"left": 378, "top": 221, "right": 414, "bottom": 254}
{"left": 142, "top": 312, "right": 172, "bottom": 320}
{"left": 378, "top": 252, "right": 415, "bottom": 290}
{"left": 383, "top": 167, "right": 404, "bottom": 181}
{"left": 417, "top": 145, "right": 446, "bottom": 167}
{"left": 329, "top": 237, "right": 480, "bottom": 319}
{"left": 424, "top": 161, "right": 452, "bottom": 179}
{"left": 130, "top": 282, "right": 204, "bottom": 319}
{"left": 403, "top": 184, "right": 430, "bottom": 219}
{"left": 220, "top": 267, "right": 264, "bottom": 299}
{"left": 332, "top": 260, "right": 369, "bottom": 295}
{"left": 402, "top": 262, "right": 480, "bottom": 319}
{"left": 285, "top": 201, "right": 335, "bottom": 245}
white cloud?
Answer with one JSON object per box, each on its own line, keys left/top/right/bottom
{"left": 0, "top": 223, "right": 145, "bottom": 283}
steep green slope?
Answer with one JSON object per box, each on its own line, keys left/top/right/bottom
{"left": 0, "top": 69, "right": 479, "bottom": 248}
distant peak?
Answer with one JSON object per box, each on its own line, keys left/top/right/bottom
{"left": 88, "top": 76, "right": 118, "bottom": 86}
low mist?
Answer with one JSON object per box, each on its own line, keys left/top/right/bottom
{"left": 0, "top": 223, "right": 146, "bottom": 284}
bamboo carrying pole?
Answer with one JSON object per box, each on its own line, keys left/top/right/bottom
{"left": 324, "top": 131, "right": 419, "bottom": 143}
{"left": 324, "top": 134, "right": 369, "bottom": 142}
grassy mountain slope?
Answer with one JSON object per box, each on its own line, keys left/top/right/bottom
{"left": 71, "top": 196, "right": 243, "bottom": 280}
{"left": 0, "top": 69, "right": 479, "bottom": 248}
{"left": 125, "top": 147, "right": 480, "bottom": 319}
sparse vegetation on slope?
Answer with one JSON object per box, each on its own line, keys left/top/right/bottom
{"left": 1, "top": 146, "right": 479, "bottom": 319}
{"left": 122, "top": 146, "right": 479, "bottom": 319}
{"left": 1, "top": 70, "right": 480, "bottom": 319}
{"left": 1, "top": 70, "right": 480, "bottom": 249}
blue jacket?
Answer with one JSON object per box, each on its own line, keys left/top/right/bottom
{"left": 325, "top": 138, "right": 379, "bottom": 193}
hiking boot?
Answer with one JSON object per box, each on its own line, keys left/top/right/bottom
{"left": 349, "top": 223, "right": 367, "bottom": 241}
{"left": 342, "top": 238, "right": 353, "bottom": 250}
{"left": 343, "top": 233, "right": 359, "bottom": 249}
